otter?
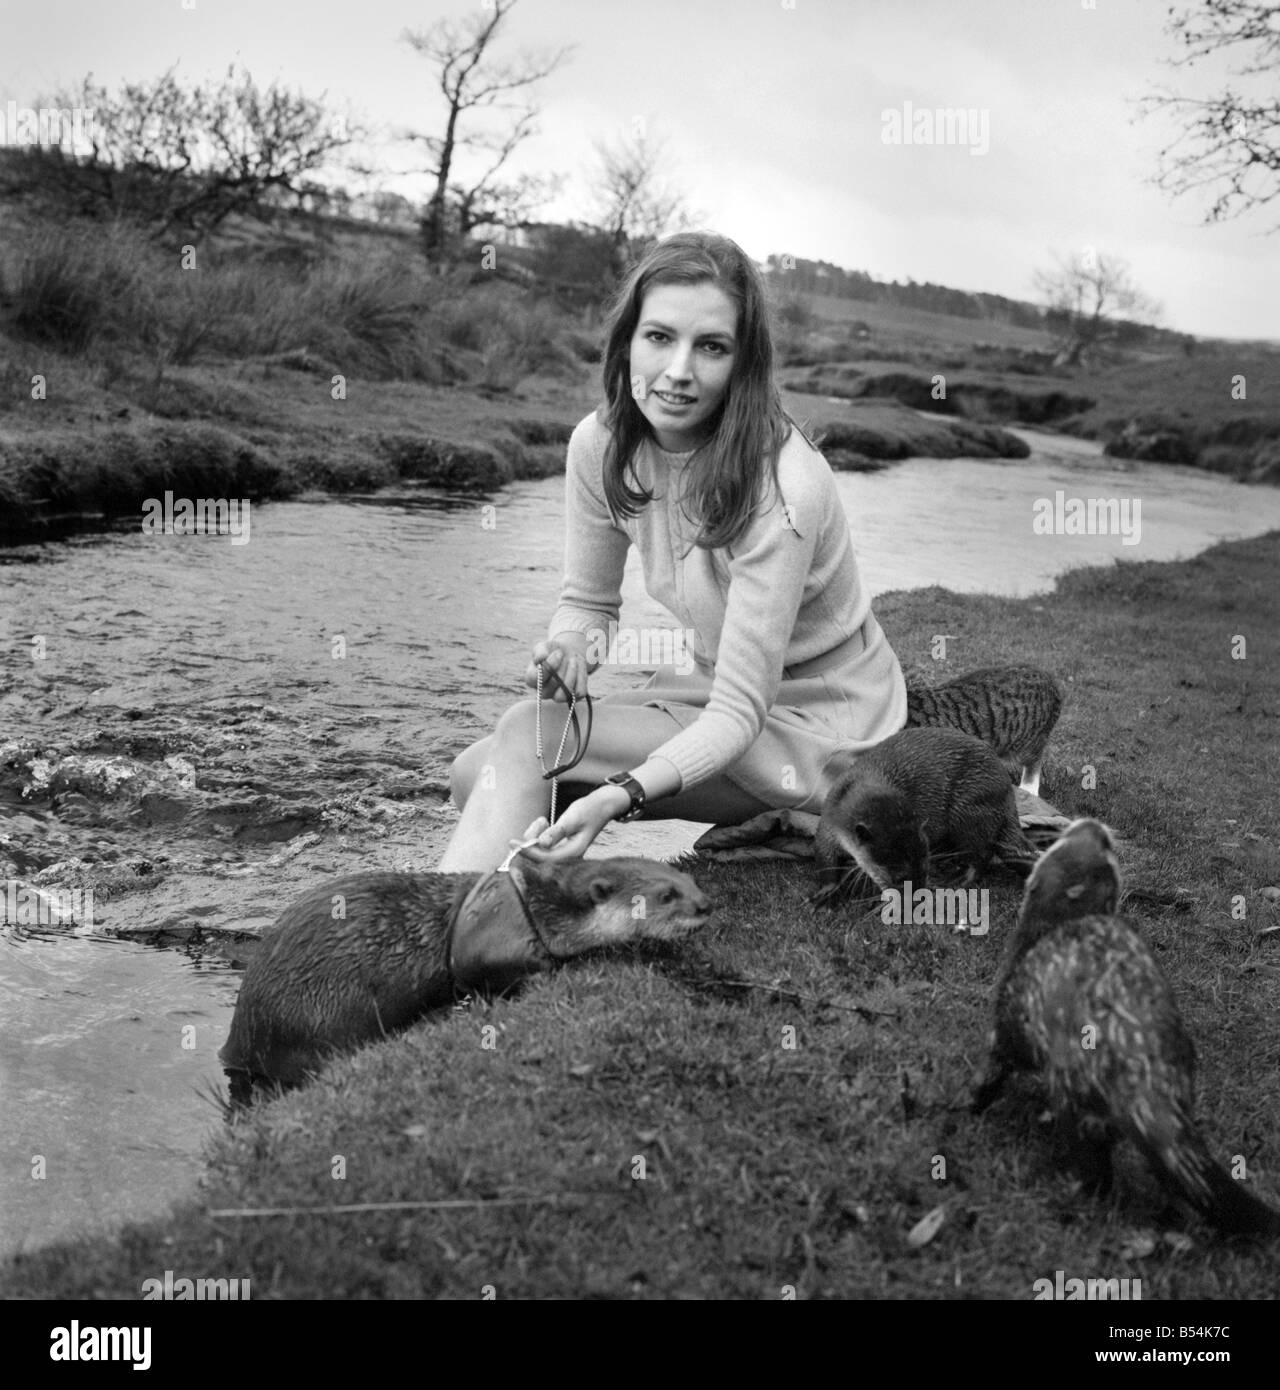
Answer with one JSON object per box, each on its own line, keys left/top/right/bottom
{"left": 972, "top": 817, "right": 1280, "bottom": 1237}
{"left": 813, "top": 727, "right": 1039, "bottom": 906}
{"left": 219, "top": 851, "right": 711, "bottom": 1094}
{"left": 905, "top": 663, "right": 1063, "bottom": 795}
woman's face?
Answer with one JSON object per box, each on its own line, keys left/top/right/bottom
{"left": 628, "top": 281, "right": 738, "bottom": 452}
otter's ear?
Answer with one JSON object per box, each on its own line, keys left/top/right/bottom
{"left": 588, "top": 876, "right": 614, "bottom": 904}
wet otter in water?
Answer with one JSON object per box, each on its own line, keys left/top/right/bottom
{"left": 219, "top": 851, "right": 712, "bottom": 1095}
{"left": 973, "top": 817, "right": 1280, "bottom": 1237}
{"left": 813, "top": 727, "right": 1039, "bottom": 906}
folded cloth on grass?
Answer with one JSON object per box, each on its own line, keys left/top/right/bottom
{"left": 691, "top": 788, "right": 1074, "bottom": 863}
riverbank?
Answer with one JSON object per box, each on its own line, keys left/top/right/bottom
{"left": 782, "top": 354, "right": 1280, "bottom": 485}
{"left": 7, "top": 340, "right": 1272, "bottom": 545}
{"left": 4, "top": 211, "right": 1275, "bottom": 538}
{"left": 3, "top": 530, "right": 1277, "bottom": 1299}
{"left": 0, "top": 343, "right": 1037, "bottom": 538}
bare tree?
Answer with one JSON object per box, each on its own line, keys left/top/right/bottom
{"left": 401, "top": 0, "right": 571, "bottom": 261}
{"left": 1032, "top": 250, "right": 1161, "bottom": 367}
{"left": 0, "top": 66, "right": 355, "bottom": 240}
{"left": 456, "top": 169, "right": 564, "bottom": 246}
{"left": 1140, "top": 1, "right": 1280, "bottom": 228}
{"left": 588, "top": 127, "right": 692, "bottom": 275}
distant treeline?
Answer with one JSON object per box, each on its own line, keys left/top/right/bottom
{"left": 764, "top": 254, "right": 1047, "bottom": 329}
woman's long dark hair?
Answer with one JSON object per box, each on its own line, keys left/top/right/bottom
{"left": 599, "top": 231, "right": 793, "bottom": 551}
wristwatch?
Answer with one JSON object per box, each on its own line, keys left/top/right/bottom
{"left": 604, "top": 771, "right": 646, "bottom": 822}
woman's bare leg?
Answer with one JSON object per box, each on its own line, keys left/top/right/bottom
{"left": 437, "top": 699, "right": 769, "bottom": 871}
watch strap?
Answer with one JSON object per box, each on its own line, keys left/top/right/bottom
{"left": 604, "top": 771, "right": 646, "bottom": 821}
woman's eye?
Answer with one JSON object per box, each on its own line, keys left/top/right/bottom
{"left": 701, "top": 341, "right": 728, "bottom": 355}
{"left": 645, "top": 330, "right": 668, "bottom": 343}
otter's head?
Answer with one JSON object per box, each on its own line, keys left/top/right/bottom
{"left": 513, "top": 851, "right": 713, "bottom": 955}
{"left": 1014, "top": 817, "right": 1121, "bottom": 947}
{"left": 829, "top": 789, "right": 928, "bottom": 891}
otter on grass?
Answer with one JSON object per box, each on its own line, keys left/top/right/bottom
{"left": 219, "top": 850, "right": 711, "bottom": 1095}
{"left": 813, "top": 726, "right": 1039, "bottom": 907}
{"left": 973, "top": 817, "right": 1280, "bottom": 1238}
{"left": 905, "top": 663, "right": 1063, "bottom": 795}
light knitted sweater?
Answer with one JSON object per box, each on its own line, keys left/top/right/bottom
{"left": 549, "top": 410, "right": 877, "bottom": 792}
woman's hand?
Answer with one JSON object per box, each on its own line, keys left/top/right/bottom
{"left": 517, "top": 786, "right": 632, "bottom": 861}
{"left": 525, "top": 636, "right": 593, "bottom": 701}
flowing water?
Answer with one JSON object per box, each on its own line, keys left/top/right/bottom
{"left": 3, "top": 427, "right": 1279, "bottom": 1257}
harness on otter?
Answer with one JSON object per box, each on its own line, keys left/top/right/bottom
{"left": 448, "top": 853, "right": 566, "bottom": 997}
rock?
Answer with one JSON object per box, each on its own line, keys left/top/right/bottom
{"left": 1105, "top": 422, "right": 1196, "bottom": 464}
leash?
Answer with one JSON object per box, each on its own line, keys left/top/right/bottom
{"left": 534, "top": 658, "right": 592, "bottom": 824}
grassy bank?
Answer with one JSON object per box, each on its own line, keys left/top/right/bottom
{"left": 777, "top": 295, "right": 1280, "bottom": 484}
{"left": 4, "top": 531, "right": 1277, "bottom": 1300}
{"left": 3, "top": 213, "right": 1276, "bottom": 537}
{"left": 0, "top": 346, "right": 1034, "bottom": 538}
{"left": 0, "top": 358, "right": 580, "bottom": 538}
{"left": 0, "top": 216, "right": 1050, "bottom": 538}
{"left": 0, "top": 214, "right": 582, "bottom": 535}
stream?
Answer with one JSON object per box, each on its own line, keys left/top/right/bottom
{"left": 4, "top": 426, "right": 1280, "bottom": 1257}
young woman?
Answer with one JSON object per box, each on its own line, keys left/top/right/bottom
{"left": 438, "top": 231, "right": 906, "bottom": 871}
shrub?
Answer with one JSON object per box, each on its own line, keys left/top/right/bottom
{"left": 4, "top": 223, "right": 164, "bottom": 352}
{"left": 0, "top": 214, "right": 582, "bottom": 389}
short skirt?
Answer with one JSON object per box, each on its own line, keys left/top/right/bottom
{"left": 594, "top": 613, "right": 908, "bottom": 813}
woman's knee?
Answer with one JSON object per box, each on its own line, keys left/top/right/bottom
{"left": 451, "top": 699, "right": 551, "bottom": 807}
{"left": 491, "top": 697, "right": 578, "bottom": 760}
{"left": 492, "top": 698, "right": 540, "bottom": 746}
{"left": 449, "top": 735, "right": 493, "bottom": 808}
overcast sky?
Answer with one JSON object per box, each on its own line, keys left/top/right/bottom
{"left": 6, "top": 0, "right": 1278, "bottom": 339}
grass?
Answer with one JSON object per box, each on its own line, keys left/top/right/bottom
{"left": 0, "top": 234, "right": 1041, "bottom": 535}
{"left": 3, "top": 530, "right": 1277, "bottom": 1300}
{"left": 0, "top": 213, "right": 603, "bottom": 533}
{"left": 775, "top": 287, "right": 1280, "bottom": 482}
{"left": 0, "top": 338, "right": 585, "bottom": 535}
{"left": 802, "top": 291, "right": 1055, "bottom": 351}
{"left": 0, "top": 214, "right": 576, "bottom": 385}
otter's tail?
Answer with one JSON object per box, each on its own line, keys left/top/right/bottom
{"left": 1137, "top": 1121, "right": 1280, "bottom": 1238}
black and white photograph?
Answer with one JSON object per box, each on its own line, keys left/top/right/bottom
{"left": 2, "top": 0, "right": 1279, "bottom": 1330}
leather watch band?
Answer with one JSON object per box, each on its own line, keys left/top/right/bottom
{"left": 604, "top": 771, "right": 646, "bottom": 822}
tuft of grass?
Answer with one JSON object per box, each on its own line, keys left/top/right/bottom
{"left": 3, "top": 222, "right": 166, "bottom": 354}
{"left": 0, "top": 216, "right": 589, "bottom": 394}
